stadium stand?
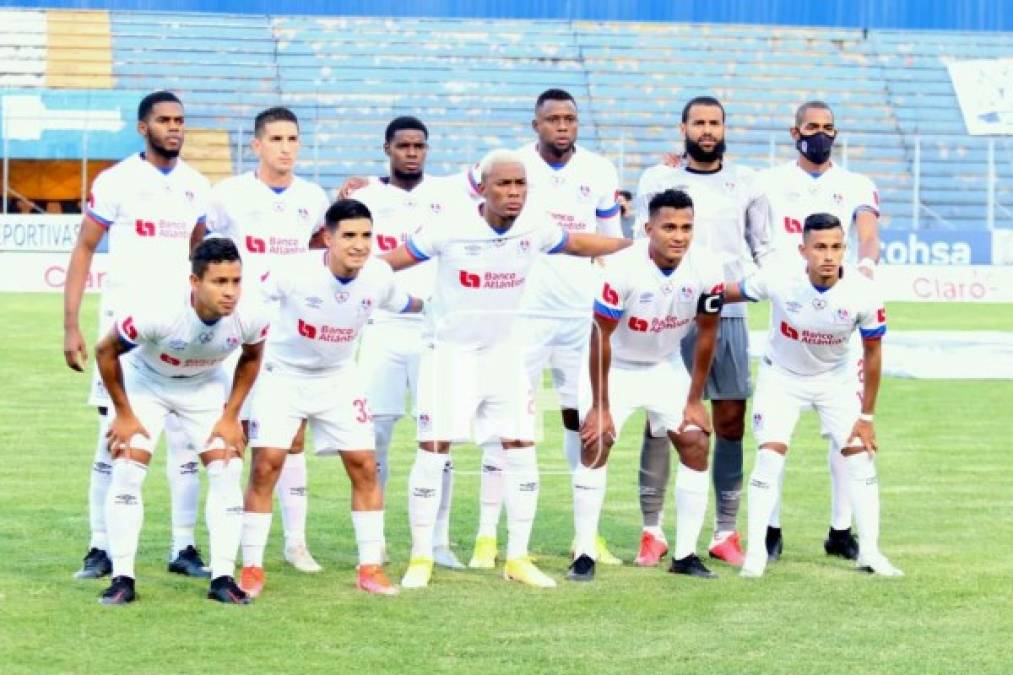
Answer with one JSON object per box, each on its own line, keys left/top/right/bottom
{"left": 1, "top": 9, "right": 1011, "bottom": 228}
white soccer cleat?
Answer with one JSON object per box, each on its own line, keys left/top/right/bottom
{"left": 433, "top": 545, "right": 466, "bottom": 570}
{"left": 284, "top": 544, "right": 323, "bottom": 573}
{"left": 857, "top": 553, "right": 904, "bottom": 577}
{"left": 739, "top": 553, "right": 767, "bottom": 578}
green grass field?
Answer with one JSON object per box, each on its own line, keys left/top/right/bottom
{"left": 2, "top": 294, "right": 1011, "bottom": 673}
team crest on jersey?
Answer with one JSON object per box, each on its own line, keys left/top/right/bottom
{"left": 430, "top": 202, "right": 442, "bottom": 214}
{"left": 226, "top": 336, "right": 240, "bottom": 349}
{"left": 835, "top": 308, "right": 851, "bottom": 323}
{"left": 305, "top": 296, "right": 324, "bottom": 309}
{"left": 198, "top": 331, "right": 214, "bottom": 344}
{"left": 298, "top": 207, "right": 310, "bottom": 220}
{"left": 679, "top": 285, "right": 695, "bottom": 301}
{"left": 579, "top": 184, "right": 591, "bottom": 200}
{"left": 335, "top": 291, "right": 350, "bottom": 304}
{"left": 832, "top": 193, "right": 844, "bottom": 205}
{"left": 184, "top": 190, "right": 194, "bottom": 203}
{"left": 273, "top": 201, "right": 285, "bottom": 212}
{"left": 168, "top": 339, "right": 188, "bottom": 351}
{"left": 359, "top": 297, "right": 373, "bottom": 313}
{"left": 812, "top": 297, "right": 827, "bottom": 310}
{"left": 518, "top": 238, "right": 531, "bottom": 252}
{"left": 785, "top": 301, "right": 802, "bottom": 313}
{"left": 639, "top": 292, "right": 655, "bottom": 303}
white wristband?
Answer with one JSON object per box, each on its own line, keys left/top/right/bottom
{"left": 857, "top": 257, "right": 877, "bottom": 270}
{"left": 858, "top": 413, "right": 874, "bottom": 422}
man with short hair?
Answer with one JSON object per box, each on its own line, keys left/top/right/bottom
{"left": 204, "top": 106, "right": 330, "bottom": 573}
{"left": 722, "top": 213, "right": 901, "bottom": 578}
{"left": 571, "top": 189, "right": 723, "bottom": 582}
{"left": 64, "top": 91, "right": 212, "bottom": 580}
{"left": 239, "top": 199, "right": 421, "bottom": 598}
{"left": 382, "top": 150, "right": 631, "bottom": 589}
{"left": 93, "top": 237, "right": 269, "bottom": 605}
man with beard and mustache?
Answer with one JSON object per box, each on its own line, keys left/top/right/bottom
{"left": 632, "top": 96, "right": 773, "bottom": 569}
{"left": 64, "top": 91, "right": 213, "bottom": 581}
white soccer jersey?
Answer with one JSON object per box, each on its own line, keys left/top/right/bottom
{"left": 741, "top": 265, "right": 886, "bottom": 376}
{"left": 261, "top": 252, "right": 410, "bottom": 374}
{"left": 406, "top": 202, "right": 568, "bottom": 351}
{"left": 116, "top": 295, "right": 269, "bottom": 380}
{"left": 516, "top": 142, "right": 622, "bottom": 315}
{"left": 593, "top": 240, "right": 724, "bottom": 364}
{"left": 86, "top": 152, "right": 210, "bottom": 306}
{"left": 633, "top": 162, "right": 772, "bottom": 318}
{"left": 206, "top": 171, "right": 329, "bottom": 287}
{"left": 756, "top": 161, "right": 879, "bottom": 269}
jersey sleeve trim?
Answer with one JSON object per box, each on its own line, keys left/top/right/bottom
{"left": 853, "top": 205, "right": 880, "bottom": 220}
{"left": 195, "top": 214, "right": 207, "bottom": 226}
{"left": 547, "top": 230, "right": 569, "bottom": 255}
{"left": 739, "top": 279, "right": 759, "bottom": 302}
{"left": 86, "top": 209, "right": 114, "bottom": 228}
{"left": 405, "top": 237, "right": 430, "bottom": 262}
{"left": 596, "top": 203, "right": 621, "bottom": 219}
{"left": 116, "top": 334, "right": 138, "bottom": 352}
{"left": 399, "top": 296, "right": 415, "bottom": 313}
{"left": 593, "top": 299, "right": 622, "bottom": 321}
{"left": 859, "top": 325, "right": 886, "bottom": 340}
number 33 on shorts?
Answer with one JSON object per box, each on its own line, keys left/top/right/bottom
{"left": 353, "top": 398, "right": 372, "bottom": 423}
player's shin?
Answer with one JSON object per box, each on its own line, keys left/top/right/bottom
{"left": 408, "top": 449, "right": 446, "bottom": 559}
{"left": 504, "top": 446, "right": 539, "bottom": 560}
{"left": 562, "top": 428, "right": 581, "bottom": 473}
{"left": 105, "top": 458, "right": 149, "bottom": 579}
{"left": 88, "top": 414, "right": 114, "bottom": 551}
{"left": 166, "top": 422, "right": 200, "bottom": 556}
{"left": 829, "top": 440, "right": 854, "bottom": 530}
{"left": 844, "top": 452, "right": 881, "bottom": 557}
{"left": 673, "top": 462, "right": 709, "bottom": 560}
{"left": 713, "top": 435, "right": 744, "bottom": 534}
{"left": 744, "top": 449, "right": 785, "bottom": 574}
{"left": 276, "top": 452, "right": 308, "bottom": 549}
{"left": 639, "top": 430, "right": 670, "bottom": 534}
{"left": 240, "top": 512, "right": 272, "bottom": 568}
{"left": 205, "top": 457, "right": 244, "bottom": 579}
{"left": 572, "top": 463, "right": 606, "bottom": 559}
{"left": 352, "top": 510, "right": 384, "bottom": 566}
{"left": 477, "top": 441, "right": 505, "bottom": 538}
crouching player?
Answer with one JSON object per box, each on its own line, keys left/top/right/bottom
{"left": 239, "top": 199, "right": 422, "bottom": 598}
{"left": 574, "top": 189, "right": 723, "bottom": 582}
{"left": 723, "top": 213, "right": 902, "bottom": 578}
{"left": 94, "top": 238, "right": 269, "bottom": 605}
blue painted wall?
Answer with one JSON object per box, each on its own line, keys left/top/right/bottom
{"left": 2, "top": 0, "right": 1012, "bottom": 31}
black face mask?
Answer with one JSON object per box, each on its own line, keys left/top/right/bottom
{"left": 685, "top": 137, "right": 726, "bottom": 163}
{"left": 796, "top": 131, "right": 835, "bottom": 164}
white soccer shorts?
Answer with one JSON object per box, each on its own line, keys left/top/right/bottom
{"left": 248, "top": 363, "right": 375, "bottom": 455}
{"left": 519, "top": 314, "right": 591, "bottom": 410}
{"left": 358, "top": 320, "right": 422, "bottom": 418}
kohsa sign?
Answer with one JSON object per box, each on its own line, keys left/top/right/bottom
{"left": 878, "top": 230, "right": 992, "bottom": 265}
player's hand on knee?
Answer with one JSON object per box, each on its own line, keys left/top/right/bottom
{"left": 680, "top": 399, "right": 712, "bottom": 435}
{"left": 580, "top": 406, "right": 615, "bottom": 455}
{"left": 63, "top": 326, "right": 87, "bottom": 372}
{"left": 208, "top": 416, "right": 246, "bottom": 458}
{"left": 106, "top": 413, "right": 149, "bottom": 457}
{"left": 847, "top": 419, "right": 877, "bottom": 454}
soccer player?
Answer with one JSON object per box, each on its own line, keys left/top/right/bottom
{"left": 632, "top": 97, "right": 773, "bottom": 567}
{"left": 93, "top": 237, "right": 269, "bottom": 605}
{"left": 203, "top": 106, "right": 330, "bottom": 573}
{"left": 470, "top": 88, "right": 625, "bottom": 570}
{"left": 350, "top": 116, "right": 469, "bottom": 569}
{"left": 721, "top": 213, "right": 901, "bottom": 578}
{"left": 64, "top": 91, "right": 212, "bottom": 580}
{"left": 572, "top": 189, "right": 723, "bottom": 582}
{"left": 754, "top": 100, "right": 881, "bottom": 561}
{"left": 381, "top": 150, "right": 631, "bottom": 589}
{"left": 239, "top": 199, "right": 421, "bottom": 598}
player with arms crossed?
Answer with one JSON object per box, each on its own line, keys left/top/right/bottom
{"left": 382, "top": 150, "right": 631, "bottom": 589}
{"left": 203, "top": 106, "right": 330, "bottom": 574}
{"left": 632, "top": 96, "right": 772, "bottom": 567}
{"left": 64, "top": 91, "right": 213, "bottom": 580}
{"left": 93, "top": 238, "right": 268, "bottom": 605}
{"left": 239, "top": 200, "right": 422, "bottom": 598}
{"left": 722, "top": 213, "right": 901, "bottom": 578}
{"left": 574, "top": 189, "right": 722, "bottom": 581}
{"left": 755, "top": 100, "right": 881, "bottom": 562}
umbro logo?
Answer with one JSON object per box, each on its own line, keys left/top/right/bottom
{"left": 412, "top": 487, "right": 436, "bottom": 498}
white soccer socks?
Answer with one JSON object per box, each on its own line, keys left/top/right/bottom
{"left": 673, "top": 463, "right": 709, "bottom": 561}
{"left": 504, "top": 446, "right": 540, "bottom": 560}
{"left": 477, "top": 441, "right": 506, "bottom": 538}
{"left": 275, "top": 452, "right": 308, "bottom": 550}
{"left": 562, "top": 428, "right": 581, "bottom": 473}
{"left": 88, "top": 414, "right": 114, "bottom": 551}
{"left": 829, "top": 440, "right": 854, "bottom": 530}
{"left": 240, "top": 512, "right": 272, "bottom": 568}
{"left": 165, "top": 414, "right": 200, "bottom": 556}
{"left": 743, "top": 449, "right": 786, "bottom": 576}
{"left": 352, "top": 510, "right": 385, "bottom": 566}
{"left": 105, "top": 459, "right": 149, "bottom": 579}
{"left": 205, "top": 458, "right": 244, "bottom": 579}
{"left": 571, "top": 463, "right": 607, "bottom": 560}
{"left": 408, "top": 449, "right": 447, "bottom": 559}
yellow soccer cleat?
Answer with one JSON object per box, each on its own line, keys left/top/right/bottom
{"left": 468, "top": 536, "right": 498, "bottom": 569}
{"left": 503, "top": 557, "right": 557, "bottom": 588}
{"left": 596, "top": 535, "right": 623, "bottom": 566}
{"left": 400, "top": 557, "right": 434, "bottom": 589}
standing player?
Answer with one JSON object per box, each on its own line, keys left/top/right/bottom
{"left": 632, "top": 97, "right": 773, "bottom": 567}
{"left": 64, "top": 91, "right": 212, "bottom": 580}
{"left": 93, "top": 238, "right": 268, "bottom": 604}
{"left": 204, "top": 106, "right": 330, "bottom": 573}
{"left": 572, "top": 189, "right": 723, "bottom": 582}
{"left": 239, "top": 200, "right": 422, "bottom": 598}
{"left": 382, "top": 150, "right": 631, "bottom": 589}
{"left": 721, "top": 213, "right": 901, "bottom": 578}
{"left": 755, "top": 100, "right": 881, "bottom": 561}
{"left": 469, "top": 88, "right": 625, "bottom": 570}
{"left": 350, "top": 116, "right": 467, "bottom": 569}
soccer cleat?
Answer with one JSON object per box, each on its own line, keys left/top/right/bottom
{"left": 739, "top": 560, "right": 766, "bottom": 578}
{"left": 433, "top": 545, "right": 466, "bottom": 570}
{"left": 766, "top": 526, "right": 783, "bottom": 562}
{"left": 75, "top": 547, "right": 112, "bottom": 579}
{"left": 566, "top": 554, "right": 596, "bottom": 582}
{"left": 595, "top": 536, "right": 623, "bottom": 566}
{"left": 401, "top": 557, "right": 434, "bottom": 589}
{"left": 168, "top": 545, "right": 212, "bottom": 578}
{"left": 284, "top": 544, "right": 323, "bottom": 573}
{"left": 503, "top": 557, "right": 556, "bottom": 588}
{"left": 856, "top": 554, "right": 904, "bottom": 577}
{"left": 468, "top": 536, "right": 498, "bottom": 569}
{"left": 708, "top": 531, "right": 745, "bottom": 567}
{"left": 634, "top": 531, "right": 669, "bottom": 567}
{"left": 357, "top": 564, "right": 399, "bottom": 596}
{"left": 207, "top": 575, "right": 251, "bottom": 604}
{"left": 824, "top": 527, "right": 860, "bottom": 561}
{"left": 99, "top": 576, "right": 136, "bottom": 605}
{"left": 238, "top": 566, "right": 265, "bottom": 598}
{"left": 668, "top": 554, "right": 718, "bottom": 579}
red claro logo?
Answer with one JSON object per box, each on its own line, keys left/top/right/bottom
{"left": 246, "top": 236, "right": 266, "bottom": 253}
{"left": 121, "top": 316, "right": 138, "bottom": 340}
{"left": 459, "top": 270, "right": 481, "bottom": 288}
{"left": 298, "top": 319, "right": 317, "bottom": 339}
{"left": 602, "top": 282, "right": 619, "bottom": 305}
{"left": 628, "top": 316, "right": 649, "bottom": 332}
{"left": 135, "top": 219, "right": 155, "bottom": 236}
{"left": 780, "top": 321, "right": 799, "bottom": 340}
{"left": 377, "top": 234, "right": 399, "bottom": 251}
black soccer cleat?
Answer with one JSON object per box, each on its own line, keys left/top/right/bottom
{"left": 168, "top": 545, "right": 212, "bottom": 578}
{"left": 75, "top": 547, "right": 112, "bottom": 579}
{"left": 99, "top": 576, "right": 136, "bottom": 605}
{"left": 207, "top": 575, "right": 251, "bottom": 604}
{"left": 668, "top": 554, "right": 717, "bottom": 579}
{"left": 566, "top": 554, "right": 596, "bottom": 582}
{"left": 824, "top": 527, "right": 860, "bottom": 560}
{"left": 766, "top": 526, "right": 783, "bottom": 562}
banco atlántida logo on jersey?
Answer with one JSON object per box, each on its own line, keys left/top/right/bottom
{"left": 297, "top": 318, "right": 356, "bottom": 343}
{"left": 245, "top": 235, "right": 303, "bottom": 255}
{"left": 458, "top": 269, "right": 524, "bottom": 290}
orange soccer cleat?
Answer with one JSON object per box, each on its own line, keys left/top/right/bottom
{"left": 708, "top": 531, "right": 746, "bottom": 567}
{"left": 635, "top": 530, "right": 669, "bottom": 567}
{"left": 357, "top": 564, "right": 399, "bottom": 596}
{"left": 239, "top": 565, "right": 265, "bottom": 599}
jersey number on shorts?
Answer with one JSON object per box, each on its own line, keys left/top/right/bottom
{"left": 353, "top": 398, "right": 372, "bottom": 423}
